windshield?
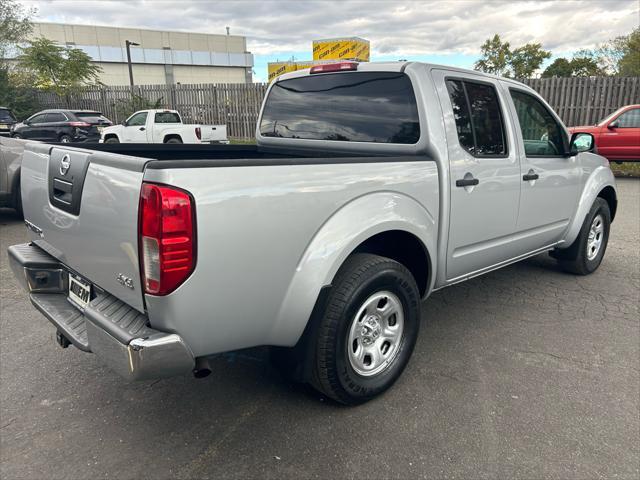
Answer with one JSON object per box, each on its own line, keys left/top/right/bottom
{"left": 260, "top": 72, "right": 420, "bottom": 143}
{"left": 0, "top": 109, "right": 16, "bottom": 122}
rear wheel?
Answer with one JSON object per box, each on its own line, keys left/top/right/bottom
{"left": 554, "top": 198, "right": 611, "bottom": 275}
{"left": 59, "top": 134, "right": 72, "bottom": 143}
{"left": 11, "top": 134, "right": 21, "bottom": 139}
{"left": 310, "top": 253, "right": 420, "bottom": 405}
{"left": 165, "top": 137, "right": 183, "bottom": 144}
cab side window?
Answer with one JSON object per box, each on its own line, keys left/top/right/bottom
{"left": 615, "top": 108, "right": 640, "bottom": 128}
{"left": 446, "top": 79, "right": 507, "bottom": 157}
{"left": 127, "top": 112, "right": 148, "bottom": 127}
{"left": 510, "top": 90, "right": 566, "bottom": 156}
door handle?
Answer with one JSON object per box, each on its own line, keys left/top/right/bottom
{"left": 523, "top": 173, "right": 539, "bottom": 181}
{"left": 139, "top": 127, "right": 146, "bottom": 131}
{"left": 456, "top": 177, "right": 479, "bottom": 187}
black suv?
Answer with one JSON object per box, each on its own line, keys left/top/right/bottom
{"left": 0, "top": 107, "right": 17, "bottom": 136}
{"left": 11, "top": 109, "right": 112, "bottom": 143}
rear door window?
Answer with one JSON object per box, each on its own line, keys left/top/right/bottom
{"left": 154, "top": 112, "right": 181, "bottom": 123}
{"left": 446, "top": 79, "right": 507, "bottom": 157}
{"left": 45, "top": 113, "right": 67, "bottom": 123}
{"left": 260, "top": 72, "right": 420, "bottom": 144}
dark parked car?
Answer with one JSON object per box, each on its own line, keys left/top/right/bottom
{"left": 11, "top": 109, "right": 112, "bottom": 143}
{"left": 0, "top": 107, "right": 17, "bottom": 136}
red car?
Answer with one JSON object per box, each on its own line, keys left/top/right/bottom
{"left": 569, "top": 104, "right": 640, "bottom": 162}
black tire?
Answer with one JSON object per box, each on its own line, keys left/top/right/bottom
{"left": 104, "top": 136, "right": 119, "bottom": 144}
{"left": 165, "top": 137, "right": 182, "bottom": 144}
{"left": 310, "top": 253, "right": 420, "bottom": 405}
{"left": 11, "top": 134, "right": 21, "bottom": 139}
{"left": 59, "top": 134, "right": 72, "bottom": 143}
{"left": 555, "top": 198, "right": 611, "bottom": 275}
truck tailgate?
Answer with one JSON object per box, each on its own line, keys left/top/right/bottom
{"left": 200, "top": 125, "right": 227, "bottom": 143}
{"left": 21, "top": 142, "right": 147, "bottom": 312}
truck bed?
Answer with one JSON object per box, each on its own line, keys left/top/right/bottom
{"left": 83, "top": 143, "right": 366, "bottom": 162}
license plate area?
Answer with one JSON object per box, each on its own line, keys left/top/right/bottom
{"left": 68, "top": 273, "right": 91, "bottom": 309}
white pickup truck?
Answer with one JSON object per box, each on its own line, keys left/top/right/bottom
{"left": 8, "top": 62, "right": 617, "bottom": 404}
{"left": 101, "top": 109, "right": 228, "bottom": 144}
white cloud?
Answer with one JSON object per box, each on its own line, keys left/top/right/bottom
{"left": 23, "top": 0, "right": 639, "bottom": 57}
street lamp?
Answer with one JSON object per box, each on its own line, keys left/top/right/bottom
{"left": 125, "top": 40, "right": 140, "bottom": 86}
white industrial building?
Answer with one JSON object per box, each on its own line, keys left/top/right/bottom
{"left": 6, "top": 22, "right": 254, "bottom": 85}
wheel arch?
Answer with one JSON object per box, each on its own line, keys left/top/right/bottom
{"left": 561, "top": 165, "right": 617, "bottom": 249}
{"left": 103, "top": 133, "right": 120, "bottom": 142}
{"left": 163, "top": 134, "right": 183, "bottom": 143}
{"left": 597, "top": 185, "right": 617, "bottom": 221}
{"left": 269, "top": 191, "right": 437, "bottom": 347}
{"left": 351, "top": 230, "right": 431, "bottom": 297}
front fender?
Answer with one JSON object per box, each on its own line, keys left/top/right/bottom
{"left": 269, "top": 191, "right": 438, "bottom": 346}
{"left": 561, "top": 162, "right": 616, "bottom": 248}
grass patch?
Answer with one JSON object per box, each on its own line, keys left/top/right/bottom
{"left": 609, "top": 162, "right": 640, "bottom": 178}
{"left": 229, "top": 138, "right": 257, "bottom": 145}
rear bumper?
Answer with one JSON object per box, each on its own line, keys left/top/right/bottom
{"left": 8, "top": 242, "right": 195, "bottom": 381}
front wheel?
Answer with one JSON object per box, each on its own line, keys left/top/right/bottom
{"left": 59, "top": 134, "right": 72, "bottom": 143}
{"left": 555, "top": 198, "right": 611, "bottom": 275}
{"left": 310, "top": 253, "right": 420, "bottom": 405}
{"left": 104, "top": 136, "right": 119, "bottom": 144}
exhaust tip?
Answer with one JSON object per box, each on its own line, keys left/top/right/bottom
{"left": 192, "top": 357, "right": 212, "bottom": 379}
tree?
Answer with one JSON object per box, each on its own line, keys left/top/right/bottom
{"left": 0, "top": 65, "right": 40, "bottom": 119}
{"left": 0, "top": 0, "right": 34, "bottom": 59}
{"left": 18, "top": 38, "right": 102, "bottom": 96}
{"left": 569, "top": 50, "right": 606, "bottom": 76}
{"left": 474, "top": 35, "right": 551, "bottom": 78}
{"left": 510, "top": 43, "right": 551, "bottom": 78}
{"left": 542, "top": 51, "right": 605, "bottom": 78}
{"left": 616, "top": 28, "right": 639, "bottom": 76}
{"left": 541, "top": 58, "right": 573, "bottom": 78}
{"left": 474, "top": 34, "right": 511, "bottom": 76}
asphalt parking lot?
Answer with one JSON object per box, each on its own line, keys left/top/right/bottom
{"left": 1, "top": 178, "right": 638, "bottom": 480}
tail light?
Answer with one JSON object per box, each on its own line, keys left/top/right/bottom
{"left": 310, "top": 62, "right": 358, "bottom": 74}
{"left": 68, "top": 121, "right": 91, "bottom": 128}
{"left": 139, "top": 183, "right": 196, "bottom": 295}
{"left": 195, "top": 127, "right": 202, "bottom": 140}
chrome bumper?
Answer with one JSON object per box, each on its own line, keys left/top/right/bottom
{"left": 8, "top": 243, "right": 195, "bottom": 381}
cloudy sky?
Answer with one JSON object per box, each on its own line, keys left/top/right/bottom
{"left": 24, "top": 0, "right": 639, "bottom": 81}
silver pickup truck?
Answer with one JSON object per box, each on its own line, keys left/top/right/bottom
{"left": 8, "top": 62, "right": 617, "bottom": 404}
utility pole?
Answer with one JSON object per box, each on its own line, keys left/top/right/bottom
{"left": 125, "top": 40, "right": 140, "bottom": 87}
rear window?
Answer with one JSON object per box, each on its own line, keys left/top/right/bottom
{"left": 260, "top": 72, "right": 420, "bottom": 144}
{"left": 155, "top": 112, "right": 181, "bottom": 123}
{"left": 0, "top": 109, "right": 16, "bottom": 122}
{"left": 74, "top": 112, "right": 111, "bottom": 124}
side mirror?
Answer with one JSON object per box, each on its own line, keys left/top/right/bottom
{"left": 607, "top": 120, "right": 619, "bottom": 130}
{"left": 121, "top": 120, "right": 127, "bottom": 126}
{"left": 569, "top": 132, "right": 595, "bottom": 155}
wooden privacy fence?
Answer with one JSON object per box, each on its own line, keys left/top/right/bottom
{"left": 33, "top": 76, "right": 639, "bottom": 138}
